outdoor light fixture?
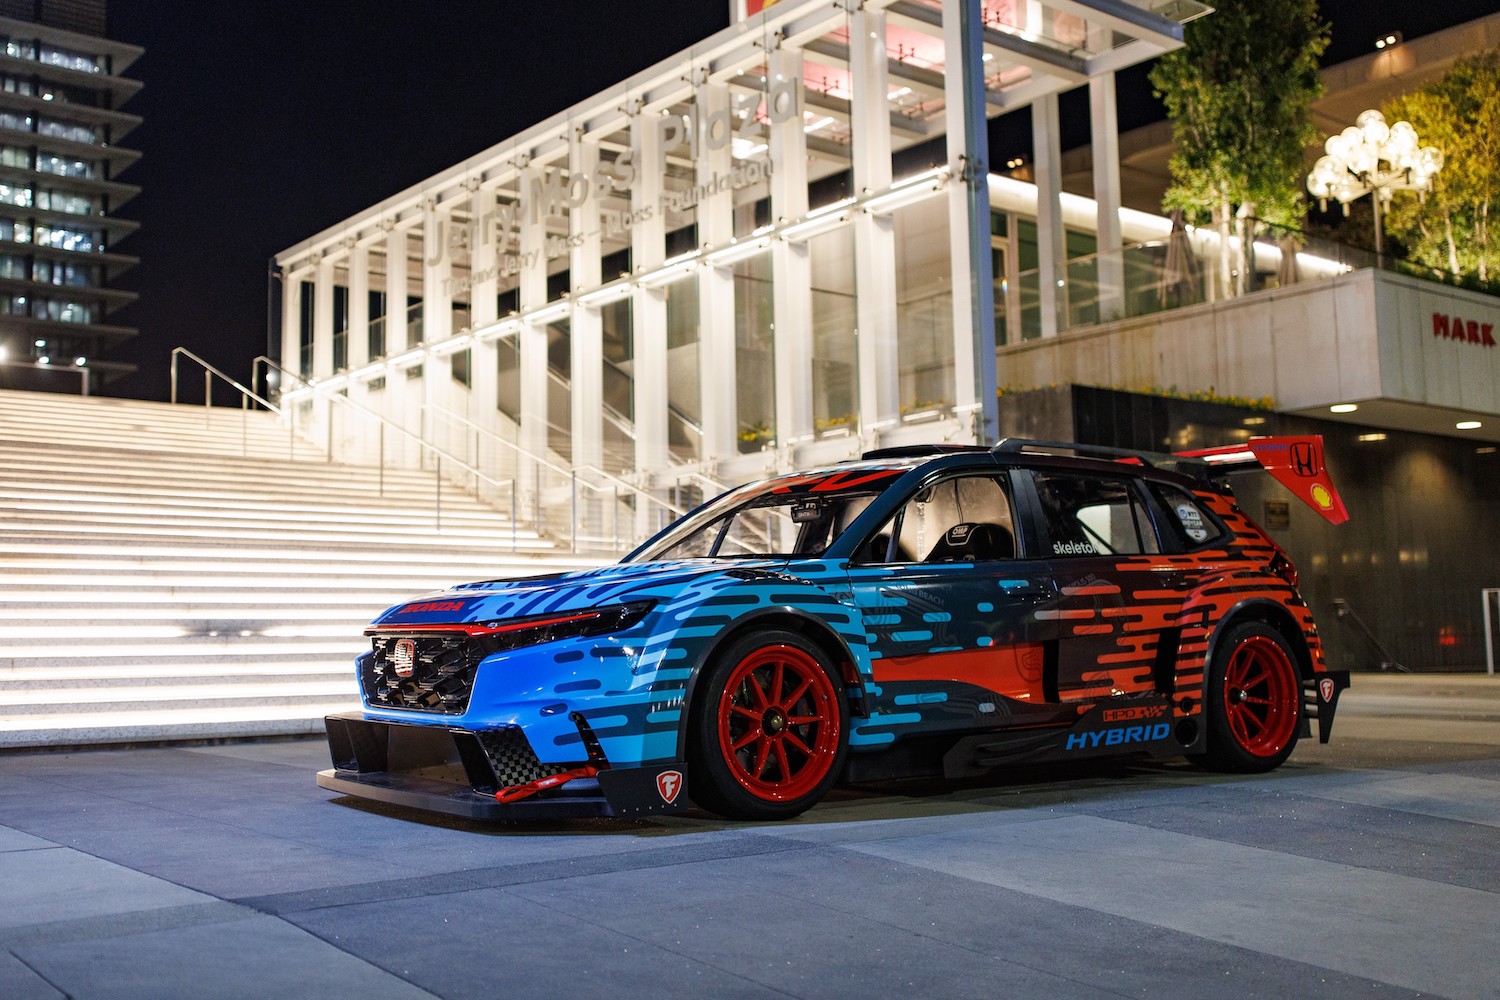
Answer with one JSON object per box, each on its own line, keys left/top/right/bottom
{"left": 36, "top": 355, "right": 50, "bottom": 365}
{"left": 863, "top": 166, "right": 951, "bottom": 216}
{"left": 1374, "top": 32, "right": 1401, "bottom": 49}
{"left": 575, "top": 280, "right": 632, "bottom": 307}
{"left": 74, "top": 356, "right": 86, "bottom": 366}
{"left": 1307, "top": 109, "right": 1443, "bottom": 254}
{"left": 475, "top": 317, "right": 524, "bottom": 342}
{"left": 637, "top": 250, "right": 701, "bottom": 288}
{"left": 525, "top": 301, "right": 571, "bottom": 325}
{"left": 428, "top": 334, "right": 473, "bottom": 357}
{"left": 1457, "top": 421, "right": 1482, "bottom": 430}
{"left": 1330, "top": 403, "right": 1359, "bottom": 413}
{"left": 703, "top": 237, "right": 772, "bottom": 267}
{"left": 780, "top": 198, "right": 856, "bottom": 243}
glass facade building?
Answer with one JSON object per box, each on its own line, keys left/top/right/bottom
{"left": 0, "top": 0, "right": 139, "bottom": 393}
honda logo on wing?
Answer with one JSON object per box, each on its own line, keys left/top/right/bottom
{"left": 1291, "top": 442, "right": 1319, "bottom": 478}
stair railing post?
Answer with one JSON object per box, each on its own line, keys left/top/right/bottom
{"left": 571, "top": 470, "right": 578, "bottom": 554}
{"left": 241, "top": 394, "right": 248, "bottom": 457}
{"left": 435, "top": 454, "right": 442, "bottom": 532}
{"left": 204, "top": 369, "right": 212, "bottom": 423}
{"left": 510, "top": 481, "right": 518, "bottom": 552}
{"left": 378, "top": 422, "right": 385, "bottom": 498}
{"left": 170, "top": 351, "right": 178, "bottom": 404}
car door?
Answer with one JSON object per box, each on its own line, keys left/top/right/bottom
{"left": 1020, "top": 468, "right": 1191, "bottom": 703}
{"left": 844, "top": 470, "right": 1061, "bottom": 741}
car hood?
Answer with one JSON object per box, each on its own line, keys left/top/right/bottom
{"left": 368, "top": 559, "right": 789, "bottom": 627}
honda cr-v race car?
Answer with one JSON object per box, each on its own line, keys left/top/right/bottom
{"left": 317, "top": 436, "right": 1350, "bottom": 821}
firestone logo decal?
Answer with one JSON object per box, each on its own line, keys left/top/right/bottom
{"left": 1319, "top": 677, "right": 1335, "bottom": 702}
{"left": 656, "top": 770, "right": 683, "bottom": 804}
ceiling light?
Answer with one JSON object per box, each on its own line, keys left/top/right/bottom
{"left": 1330, "top": 403, "right": 1358, "bottom": 413}
{"left": 1456, "top": 420, "right": 1482, "bottom": 430}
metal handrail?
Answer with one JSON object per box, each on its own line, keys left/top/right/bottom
{"left": 171, "top": 347, "right": 278, "bottom": 411}
{"left": 169, "top": 347, "right": 285, "bottom": 459}
{"left": 255, "top": 356, "right": 520, "bottom": 540}
{"left": 421, "top": 403, "right": 688, "bottom": 518}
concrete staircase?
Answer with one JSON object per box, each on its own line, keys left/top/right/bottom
{"left": 0, "top": 388, "right": 602, "bottom": 749}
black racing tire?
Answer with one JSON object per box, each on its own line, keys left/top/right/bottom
{"left": 687, "top": 629, "right": 849, "bottom": 821}
{"left": 1200, "top": 621, "right": 1303, "bottom": 773}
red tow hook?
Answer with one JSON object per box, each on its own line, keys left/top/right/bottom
{"left": 494, "top": 766, "right": 599, "bottom": 803}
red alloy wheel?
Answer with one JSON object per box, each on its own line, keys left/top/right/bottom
{"left": 715, "top": 643, "right": 842, "bottom": 802}
{"left": 1221, "top": 634, "right": 1300, "bottom": 758}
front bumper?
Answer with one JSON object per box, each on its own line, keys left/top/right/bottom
{"left": 317, "top": 712, "right": 689, "bottom": 821}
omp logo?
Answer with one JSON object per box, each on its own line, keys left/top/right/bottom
{"left": 1065, "top": 723, "right": 1170, "bottom": 751}
{"left": 1291, "top": 442, "right": 1319, "bottom": 478}
{"left": 1101, "top": 704, "right": 1168, "bottom": 723}
{"left": 400, "top": 601, "right": 466, "bottom": 614}
{"left": 656, "top": 770, "right": 683, "bottom": 804}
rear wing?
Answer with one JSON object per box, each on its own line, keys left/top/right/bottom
{"left": 1175, "top": 436, "right": 1349, "bottom": 525}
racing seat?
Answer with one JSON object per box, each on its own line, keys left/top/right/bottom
{"left": 924, "top": 522, "right": 1014, "bottom": 562}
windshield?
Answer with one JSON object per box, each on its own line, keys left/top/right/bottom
{"left": 630, "top": 466, "right": 910, "bottom": 561}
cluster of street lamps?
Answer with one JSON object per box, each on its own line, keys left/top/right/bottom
{"left": 1306, "top": 109, "right": 1444, "bottom": 253}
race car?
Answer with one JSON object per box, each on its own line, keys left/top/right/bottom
{"left": 317, "top": 436, "right": 1350, "bottom": 821}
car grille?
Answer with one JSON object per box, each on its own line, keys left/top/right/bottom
{"left": 363, "top": 634, "right": 482, "bottom": 714}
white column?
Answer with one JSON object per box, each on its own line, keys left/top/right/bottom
{"left": 570, "top": 132, "right": 604, "bottom": 477}
{"left": 769, "top": 45, "right": 813, "bottom": 455}
{"left": 384, "top": 227, "right": 410, "bottom": 355}
{"left": 944, "top": 0, "right": 999, "bottom": 442}
{"left": 470, "top": 189, "right": 499, "bottom": 330}
{"left": 1090, "top": 73, "right": 1125, "bottom": 322}
{"left": 468, "top": 187, "right": 502, "bottom": 480}
{"left": 1032, "top": 91, "right": 1066, "bottom": 339}
{"left": 279, "top": 270, "right": 302, "bottom": 381}
{"left": 380, "top": 228, "right": 410, "bottom": 465}
{"left": 518, "top": 162, "right": 551, "bottom": 516}
{"left": 851, "top": 7, "right": 900, "bottom": 436}
{"left": 312, "top": 256, "right": 335, "bottom": 379}
{"left": 348, "top": 245, "right": 370, "bottom": 371}
{"left": 695, "top": 82, "right": 739, "bottom": 470}
{"left": 631, "top": 107, "right": 670, "bottom": 479}
{"left": 422, "top": 204, "right": 454, "bottom": 347}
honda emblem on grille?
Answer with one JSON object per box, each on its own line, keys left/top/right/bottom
{"left": 656, "top": 769, "right": 683, "bottom": 804}
{"left": 393, "top": 638, "right": 417, "bottom": 678}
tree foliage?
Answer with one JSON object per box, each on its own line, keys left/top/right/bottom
{"left": 1150, "top": 1, "right": 1328, "bottom": 232}
{"left": 1382, "top": 52, "right": 1500, "bottom": 282}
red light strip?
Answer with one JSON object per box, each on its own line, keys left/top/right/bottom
{"left": 366, "top": 610, "right": 602, "bottom": 638}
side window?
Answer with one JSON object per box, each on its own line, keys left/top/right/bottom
{"left": 859, "top": 474, "right": 1019, "bottom": 563}
{"left": 1152, "top": 484, "right": 1226, "bottom": 549}
{"left": 1031, "top": 472, "right": 1159, "bottom": 557}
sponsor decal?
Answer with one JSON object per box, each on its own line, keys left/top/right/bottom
{"left": 1432, "top": 312, "right": 1496, "bottom": 348}
{"left": 1102, "top": 704, "right": 1168, "bottom": 723}
{"left": 1319, "top": 677, "right": 1335, "bottom": 702}
{"left": 1310, "top": 484, "right": 1334, "bottom": 511}
{"left": 656, "top": 769, "right": 683, "bottom": 804}
{"left": 393, "top": 638, "right": 416, "bottom": 679}
{"left": 1052, "top": 540, "right": 1097, "bottom": 556}
{"left": 398, "top": 600, "right": 467, "bottom": 614}
{"left": 1064, "top": 722, "right": 1171, "bottom": 751}
{"left": 1176, "top": 503, "right": 1209, "bottom": 543}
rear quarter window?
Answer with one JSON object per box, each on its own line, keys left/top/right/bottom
{"left": 1152, "top": 484, "right": 1226, "bottom": 549}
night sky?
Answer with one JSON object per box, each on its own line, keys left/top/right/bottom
{"left": 99, "top": 1, "right": 1496, "bottom": 402}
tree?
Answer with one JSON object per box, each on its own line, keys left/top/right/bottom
{"left": 1382, "top": 53, "right": 1500, "bottom": 283}
{"left": 1150, "top": 1, "right": 1328, "bottom": 295}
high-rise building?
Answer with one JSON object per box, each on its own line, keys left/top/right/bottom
{"left": 0, "top": 0, "right": 139, "bottom": 393}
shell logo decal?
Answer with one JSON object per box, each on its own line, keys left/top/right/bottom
{"left": 1310, "top": 484, "right": 1334, "bottom": 511}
